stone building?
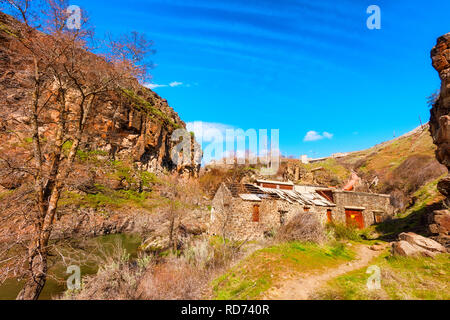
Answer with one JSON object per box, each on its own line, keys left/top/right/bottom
{"left": 209, "top": 180, "right": 394, "bottom": 240}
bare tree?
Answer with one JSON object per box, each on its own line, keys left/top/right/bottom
{"left": 0, "top": 0, "right": 154, "bottom": 299}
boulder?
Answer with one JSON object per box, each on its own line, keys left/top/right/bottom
{"left": 392, "top": 240, "right": 437, "bottom": 258}
{"left": 398, "top": 232, "right": 447, "bottom": 253}
{"left": 431, "top": 234, "right": 450, "bottom": 249}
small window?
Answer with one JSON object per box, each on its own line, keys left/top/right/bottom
{"left": 253, "top": 205, "right": 260, "bottom": 222}
{"left": 304, "top": 207, "right": 310, "bottom": 213}
{"left": 279, "top": 210, "right": 287, "bottom": 226}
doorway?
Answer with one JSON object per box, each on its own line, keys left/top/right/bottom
{"left": 345, "top": 209, "right": 364, "bottom": 229}
{"left": 253, "top": 204, "right": 260, "bottom": 222}
{"left": 327, "top": 209, "right": 333, "bottom": 223}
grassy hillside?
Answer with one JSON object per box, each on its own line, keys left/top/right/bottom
{"left": 211, "top": 242, "right": 354, "bottom": 300}
{"left": 314, "top": 250, "right": 450, "bottom": 300}
{"left": 291, "top": 125, "right": 446, "bottom": 212}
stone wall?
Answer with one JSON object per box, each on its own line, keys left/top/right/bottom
{"left": 332, "top": 191, "right": 393, "bottom": 227}
{"left": 209, "top": 184, "right": 394, "bottom": 240}
{"left": 210, "top": 184, "right": 333, "bottom": 240}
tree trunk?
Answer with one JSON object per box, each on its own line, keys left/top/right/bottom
{"left": 16, "top": 242, "right": 48, "bottom": 300}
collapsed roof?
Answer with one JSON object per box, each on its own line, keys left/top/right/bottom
{"left": 224, "top": 183, "right": 335, "bottom": 207}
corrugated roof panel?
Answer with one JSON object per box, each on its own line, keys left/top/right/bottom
{"left": 239, "top": 194, "right": 262, "bottom": 202}
{"left": 249, "top": 184, "right": 334, "bottom": 206}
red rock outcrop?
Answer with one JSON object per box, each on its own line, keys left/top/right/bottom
{"left": 430, "top": 33, "right": 450, "bottom": 201}
{"left": 429, "top": 33, "right": 450, "bottom": 247}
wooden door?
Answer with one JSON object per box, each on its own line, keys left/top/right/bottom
{"left": 327, "top": 210, "right": 333, "bottom": 223}
{"left": 345, "top": 210, "right": 364, "bottom": 229}
{"left": 253, "top": 205, "right": 260, "bottom": 222}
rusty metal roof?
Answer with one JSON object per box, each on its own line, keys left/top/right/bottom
{"left": 224, "top": 183, "right": 335, "bottom": 207}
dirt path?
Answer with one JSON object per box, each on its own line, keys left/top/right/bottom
{"left": 264, "top": 244, "right": 386, "bottom": 300}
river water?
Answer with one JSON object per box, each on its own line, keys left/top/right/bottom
{"left": 0, "top": 233, "right": 143, "bottom": 300}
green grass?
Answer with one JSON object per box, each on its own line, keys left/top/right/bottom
{"left": 303, "top": 158, "right": 351, "bottom": 184}
{"left": 315, "top": 251, "right": 450, "bottom": 300}
{"left": 211, "top": 241, "right": 354, "bottom": 300}
{"left": 62, "top": 142, "right": 109, "bottom": 162}
{"left": 0, "top": 190, "right": 14, "bottom": 200}
{"left": 374, "top": 176, "right": 445, "bottom": 240}
{"left": 76, "top": 149, "right": 109, "bottom": 161}
{"left": 0, "top": 22, "right": 19, "bottom": 38}
{"left": 121, "top": 89, "right": 182, "bottom": 129}
{"left": 59, "top": 188, "right": 152, "bottom": 211}
{"left": 326, "top": 223, "right": 380, "bottom": 245}
{"left": 401, "top": 175, "right": 446, "bottom": 218}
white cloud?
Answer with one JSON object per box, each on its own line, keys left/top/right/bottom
{"left": 304, "top": 131, "right": 322, "bottom": 142}
{"left": 144, "top": 81, "right": 187, "bottom": 89}
{"left": 169, "top": 81, "right": 183, "bottom": 87}
{"left": 144, "top": 83, "right": 167, "bottom": 89}
{"left": 304, "top": 131, "right": 334, "bottom": 142}
{"left": 323, "top": 132, "right": 334, "bottom": 139}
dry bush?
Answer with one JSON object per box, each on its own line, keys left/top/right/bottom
{"left": 62, "top": 242, "right": 150, "bottom": 300}
{"left": 65, "top": 261, "right": 139, "bottom": 300}
{"left": 136, "top": 257, "right": 205, "bottom": 300}
{"left": 62, "top": 237, "right": 243, "bottom": 300}
{"left": 61, "top": 234, "right": 248, "bottom": 301}
{"left": 137, "top": 237, "right": 247, "bottom": 300}
{"left": 276, "top": 212, "right": 326, "bottom": 243}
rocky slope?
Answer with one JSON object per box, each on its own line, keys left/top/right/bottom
{"left": 0, "top": 11, "right": 200, "bottom": 186}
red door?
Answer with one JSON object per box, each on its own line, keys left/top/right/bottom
{"left": 345, "top": 210, "right": 364, "bottom": 229}
{"left": 327, "top": 210, "right": 333, "bottom": 223}
{"left": 253, "top": 205, "right": 260, "bottom": 222}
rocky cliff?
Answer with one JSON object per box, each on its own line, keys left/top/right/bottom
{"left": 430, "top": 33, "right": 450, "bottom": 201}
{"left": 0, "top": 11, "right": 200, "bottom": 188}
{"left": 429, "top": 33, "right": 450, "bottom": 246}
{"left": 0, "top": 10, "right": 207, "bottom": 249}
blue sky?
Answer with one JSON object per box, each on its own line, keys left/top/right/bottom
{"left": 72, "top": 0, "right": 448, "bottom": 159}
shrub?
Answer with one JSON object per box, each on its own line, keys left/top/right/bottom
{"left": 326, "top": 222, "right": 361, "bottom": 241}
{"left": 62, "top": 242, "right": 148, "bottom": 300}
{"left": 136, "top": 257, "right": 205, "bottom": 300}
{"left": 276, "top": 212, "right": 326, "bottom": 243}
